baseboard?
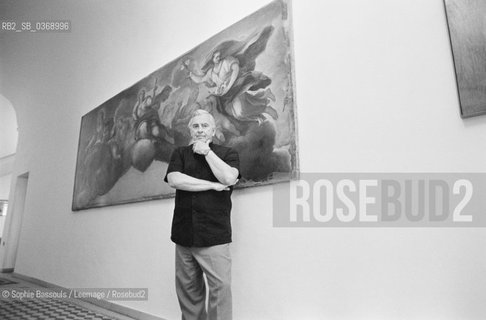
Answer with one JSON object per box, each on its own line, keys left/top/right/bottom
{"left": 1, "top": 268, "right": 14, "bottom": 273}
{"left": 11, "top": 272, "right": 167, "bottom": 320}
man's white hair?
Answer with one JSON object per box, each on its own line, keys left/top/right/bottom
{"left": 188, "top": 109, "right": 216, "bottom": 128}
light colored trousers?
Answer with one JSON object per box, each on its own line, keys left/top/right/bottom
{"left": 175, "top": 244, "right": 232, "bottom": 320}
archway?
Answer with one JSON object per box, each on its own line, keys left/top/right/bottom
{"left": 0, "top": 94, "right": 20, "bottom": 271}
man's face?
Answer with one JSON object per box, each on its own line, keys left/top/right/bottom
{"left": 189, "top": 115, "right": 215, "bottom": 142}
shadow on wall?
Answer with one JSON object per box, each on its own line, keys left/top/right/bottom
{"left": 0, "top": 95, "right": 18, "bottom": 159}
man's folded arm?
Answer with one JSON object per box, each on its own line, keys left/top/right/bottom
{"left": 167, "top": 171, "right": 229, "bottom": 192}
{"left": 205, "top": 151, "right": 239, "bottom": 186}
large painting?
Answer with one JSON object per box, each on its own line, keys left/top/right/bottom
{"left": 72, "top": 0, "right": 298, "bottom": 211}
{"left": 444, "top": 0, "right": 486, "bottom": 118}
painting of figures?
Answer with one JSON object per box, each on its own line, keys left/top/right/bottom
{"left": 445, "top": 0, "right": 486, "bottom": 117}
{"left": 72, "top": 0, "right": 297, "bottom": 210}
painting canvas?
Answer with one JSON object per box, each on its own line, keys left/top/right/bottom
{"left": 444, "top": 0, "right": 486, "bottom": 118}
{"left": 72, "top": 0, "right": 298, "bottom": 211}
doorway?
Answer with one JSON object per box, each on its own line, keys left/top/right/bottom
{"left": 0, "top": 172, "right": 29, "bottom": 273}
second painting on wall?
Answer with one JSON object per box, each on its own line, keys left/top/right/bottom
{"left": 445, "top": 0, "right": 486, "bottom": 118}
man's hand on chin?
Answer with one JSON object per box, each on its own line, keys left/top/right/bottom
{"left": 193, "top": 140, "right": 211, "bottom": 155}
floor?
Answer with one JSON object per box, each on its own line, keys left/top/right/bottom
{"left": 0, "top": 273, "right": 138, "bottom": 320}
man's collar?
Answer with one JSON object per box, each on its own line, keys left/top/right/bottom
{"left": 189, "top": 139, "right": 213, "bottom": 146}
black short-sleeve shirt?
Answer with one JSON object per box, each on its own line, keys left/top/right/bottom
{"left": 164, "top": 143, "right": 240, "bottom": 247}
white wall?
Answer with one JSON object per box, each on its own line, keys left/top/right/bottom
{"left": 0, "top": 0, "right": 485, "bottom": 319}
{"left": 0, "top": 175, "right": 12, "bottom": 200}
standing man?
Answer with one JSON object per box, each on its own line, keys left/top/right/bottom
{"left": 164, "top": 109, "right": 240, "bottom": 320}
